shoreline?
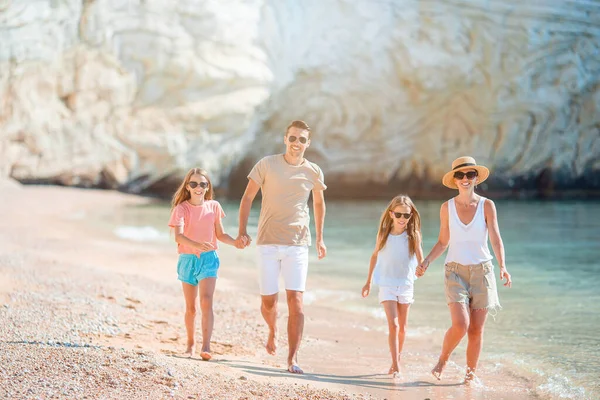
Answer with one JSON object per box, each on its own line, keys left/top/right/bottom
{"left": 0, "top": 183, "right": 545, "bottom": 399}
{"left": 8, "top": 178, "right": 600, "bottom": 201}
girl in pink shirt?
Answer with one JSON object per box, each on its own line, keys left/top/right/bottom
{"left": 168, "top": 168, "right": 244, "bottom": 360}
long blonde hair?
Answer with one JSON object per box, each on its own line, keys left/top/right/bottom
{"left": 376, "top": 195, "right": 421, "bottom": 257}
{"left": 170, "top": 168, "right": 214, "bottom": 211}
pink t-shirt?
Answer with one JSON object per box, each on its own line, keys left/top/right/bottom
{"left": 168, "top": 200, "right": 225, "bottom": 254}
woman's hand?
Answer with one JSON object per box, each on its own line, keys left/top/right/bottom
{"left": 416, "top": 259, "right": 430, "bottom": 277}
{"left": 361, "top": 282, "right": 371, "bottom": 298}
{"left": 500, "top": 267, "right": 512, "bottom": 287}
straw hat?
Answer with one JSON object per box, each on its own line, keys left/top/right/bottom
{"left": 442, "top": 156, "right": 490, "bottom": 189}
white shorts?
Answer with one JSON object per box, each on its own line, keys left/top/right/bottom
{"left": 258, "top": 245, "right": 309, "bottom": 295}
{"left": 378, "top": 284, "right": 414, "bottom": 304}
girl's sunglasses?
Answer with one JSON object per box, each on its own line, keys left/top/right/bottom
{"left": 453, "top": 171, "right": 478, "bottom": 180}
{"left": 392, "top": 212, "right": 411, "bottom": 219}
{"left": 189, "top": 181, "right": 208, "bottom": 189}
{"left": 288, "top": 135, "right": 308, "bottom": 144}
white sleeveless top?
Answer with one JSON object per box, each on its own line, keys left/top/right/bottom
{"left": 373, "top": 232, "right": 418, "bottom": 287}
{"left": 445, "top": 197, "right": 493, "bottom": 265}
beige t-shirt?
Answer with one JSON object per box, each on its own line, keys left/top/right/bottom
{"left": 248, "top": 154, "right": 327, "bottom": 246}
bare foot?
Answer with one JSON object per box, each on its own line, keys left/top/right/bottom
{"left": 287, "top": 364, "right": 304, "bottom": 374}
{"left": 200, "top": 343, "right": 212, "bottom": 361}
{"left": 463, "top": 367, "right": 476, "bottom": 384}
{"left": 431, "top": 359, "right": 447, "bottom": 380}
{"left": 183, "top": 343, "right": 195, "bottom": 358}
{"left": 388, "top": 365, "right": 399, "bottom": 375}
{"left": 265, "top": 329, "right": 277, "bottom": 355}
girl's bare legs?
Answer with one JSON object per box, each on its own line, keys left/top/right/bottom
{"left": 199, "top": 277, "right": 217, "bottom": 360}
{"left": 465, "top": 308, "right": 488, "bottom": 382}
{"left": 432, "top": 303, "right": 469, "bottom": 379}
{"left": 382, "top": 301, "right": 400, "bottom": 374}
{"left": 182, "top": 282, "right": 199, "bottom": 357}
{"left": 395, "top": 303, "right": 411, "bottom": 370}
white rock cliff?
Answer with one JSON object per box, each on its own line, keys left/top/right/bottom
{"left": 1, "top": 0, "right": 598, "bottom": 197}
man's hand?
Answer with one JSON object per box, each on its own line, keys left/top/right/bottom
{"left": 237, "top": 232, "right": 252, "bottom": 248}
{"left": 233, "top": 237, "right": 246, "bottom": 249}
{"left": 316, "top": 239, "right": 327, "bottom": 259}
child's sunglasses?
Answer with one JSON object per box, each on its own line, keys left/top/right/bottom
{"left": 453, "top": 171, "right": 478, "bottom": 180}
{"left": 392, "top": 212, "right": 411, "bottom": 219}
{"left": 288, "top": 135, "right": 308, "bottom": 144}
{"left": 189, "top": 181, "right": 209, "bottom": 189}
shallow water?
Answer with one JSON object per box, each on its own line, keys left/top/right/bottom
{"left": 103, "top": 198, "right": 600, "bottom": 399}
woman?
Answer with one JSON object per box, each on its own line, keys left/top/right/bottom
{"left": 416, "top": 156, "right": 512, "bottom": 383}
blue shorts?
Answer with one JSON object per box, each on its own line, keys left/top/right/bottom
{"left": 177, "top": 251, "right": 220, "bottom": 286}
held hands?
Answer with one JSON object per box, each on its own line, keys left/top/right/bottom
{"left": 500, "top": 266, "right": 512, "bottom": 288}
{"left": 233, "top": 237, "right": 246, "bottom": 249}
{"left": 236, "top": 232, "right": 252, "bottom": 249}
{"left": 416, "top": 259, "right": 430, "bottom": 277}
{"left": 361, "top": 281, "right": 371, "bottom": 298}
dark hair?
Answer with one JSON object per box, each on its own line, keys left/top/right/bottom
{"left": 286, "top": 120, "right": 311, "bottom": 138}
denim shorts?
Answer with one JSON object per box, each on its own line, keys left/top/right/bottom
{"left": 444, "top": 260, "right": 501, "bottom": 312}
{"left": 177, "top": 251, "right": 220, "bottom": 286}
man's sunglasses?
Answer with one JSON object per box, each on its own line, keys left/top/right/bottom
{"left": 453, "top": 171, "right": 478, "bottom": 180}
{"left": 288, "top": 135, "right": 308, "bottom": 144}
{"left": 189, "top": 181, "right": 209, "bottom": 189}
{"left": 392, "top": 212, "right": 411, "bottom": 219}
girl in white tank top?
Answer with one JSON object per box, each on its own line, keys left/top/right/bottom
{"left": 362, "top": 195, "right": 424, "bottom": 377}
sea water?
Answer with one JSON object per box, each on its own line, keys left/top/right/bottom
{"left": 105, "top": 198, "right": 600, "bottom": 399}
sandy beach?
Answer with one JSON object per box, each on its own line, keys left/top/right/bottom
{"left": 0, "top": 182, "right": 541, "bottom": 399}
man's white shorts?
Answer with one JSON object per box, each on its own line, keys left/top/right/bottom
{"left": 378, "top": 284, "right": 414, "bottom": 304}
{"left": 258, "top": 245, "right": 309, "bottom": 295}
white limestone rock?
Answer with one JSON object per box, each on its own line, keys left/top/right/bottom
{"left": 0, "top": 0, "right": 598, "bottom": 196}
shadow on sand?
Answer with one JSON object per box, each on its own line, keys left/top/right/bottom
{"left": 178, "top": 357, "right": 466, "bottom": 393}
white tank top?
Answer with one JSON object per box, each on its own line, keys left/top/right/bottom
{"left": 373, "top": 232, "right": 418, "bottom": 287}
{"left": 445, "top": 197, "right": 493, "bottom": 265}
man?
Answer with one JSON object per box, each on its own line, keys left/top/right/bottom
{"left": 237, "top": 120, "right": 327, "bottom": 374}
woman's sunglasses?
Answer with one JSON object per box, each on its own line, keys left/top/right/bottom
{"left": 453, "top": 171, "right": 478, "bottom": 180}
{"left": 392, "top": 212, "right": 411, "bottom": 219}
{"left": 288, "top": 135, "right": 308, "bottom": 144}
{"left": 189, "top": 181, "right": 208, "bottom": 189}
